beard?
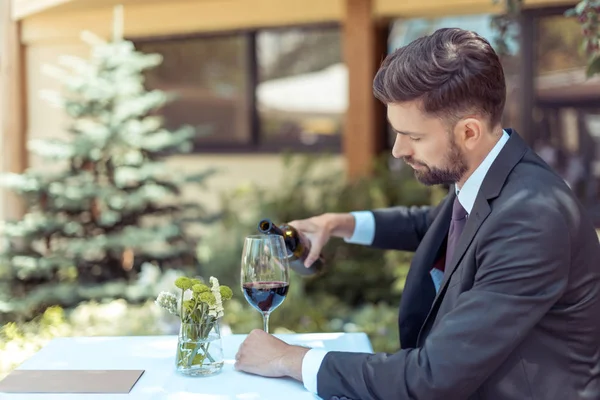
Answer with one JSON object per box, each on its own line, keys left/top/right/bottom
{"left": 404, "top": 137, "right": 468, "bottom": 186}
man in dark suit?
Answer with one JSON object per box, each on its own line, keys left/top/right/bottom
{"left": 234, "top": 28, "right": 600, "bottom": 399}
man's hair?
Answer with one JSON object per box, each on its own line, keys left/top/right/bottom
{"left": 373, "top": 28, "right": 506, "bottom": 128}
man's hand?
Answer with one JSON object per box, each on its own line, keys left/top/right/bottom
{"left": 234, "top": 329, "right": 310, "bottom": 381}
{"left": 289, "top": 213, "right": 356, "bottom": 267}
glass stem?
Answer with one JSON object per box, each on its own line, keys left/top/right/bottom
{"left": 262, "top": 312, "right": 271, "bottom": 333}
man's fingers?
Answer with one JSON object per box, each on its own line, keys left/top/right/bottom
{"left": 234, "top": 345, "right": 247, "bottom": 372}
{"left": 234, "top": 331, "right": 265, "bottom": 375}
{"left": 288, "top": 219, "right": 313, "bottom": 233}
{"left": 304, "top": 233, "right": 326, "bottom": 267}
{"left": 234, "top": 354, "right": 241, "bottom": 371}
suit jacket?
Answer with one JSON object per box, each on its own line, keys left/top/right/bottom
{"left": 316, "top": 129, "right": 600, "bottom": 400}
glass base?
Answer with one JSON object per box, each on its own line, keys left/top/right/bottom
{"left": 176, "top": 361, "right": 224, "bottom": 377}
{"left": 175, "top": 323, "right": 224, "bottom": 377}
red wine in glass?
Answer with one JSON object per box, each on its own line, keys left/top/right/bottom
{"left": 240, "top": 235, "right": 290, "bottom": 333}
{"left": 242, "top": 281, "right": 290, "bottom": 313}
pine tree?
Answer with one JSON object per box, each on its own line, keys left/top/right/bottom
{"left": 0, "top": 26, "right": 218, "bottom": 322}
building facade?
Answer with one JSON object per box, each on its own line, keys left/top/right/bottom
{"left": 2, "top": 0, "right": 599, "bottom": 224}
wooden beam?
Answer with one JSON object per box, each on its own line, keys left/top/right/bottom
{"left": 374, "top": 0, "right": 577, "bottom": 17}
{"left": 20, "top": 0, "right": 344, "bottom": 44}
{"left": 343, "top": 0, "right": 387, "bottom": 179}
{"left": 375, "top": 0, "right": 501, "bottom": 17}
{"left": 14, "top": 0, "right": 580, "bottom": 22}
{"left": 14, "top": 0, "right": 226, "bottom": 19}
{"left": 11, "top": 0, "right": 74, "bottom": 20}
{"left": 1, "top": 0, "right": 28, "bottom": 220}
{"left": 519, "top": 10, "right": 536, "bottom": 144}
{"left": 522, "top": 0, "right": 578, "bottom": 8}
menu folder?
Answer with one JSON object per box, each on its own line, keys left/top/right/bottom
{"left": 0, "top": 369, "right": 145, "bottom": 393}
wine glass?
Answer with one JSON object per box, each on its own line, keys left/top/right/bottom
{"left": 240, "top": 234, "right": 290, "bottom": 333}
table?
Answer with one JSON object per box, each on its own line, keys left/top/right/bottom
{"left": 1, "top": 332, "right": 373, "bottom": 400}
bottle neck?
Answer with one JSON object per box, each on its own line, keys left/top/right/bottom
{"left": 257, "top": 219, "right": 297, "bottom": 252}
{"left": 258, "top": 219, "right": 285, "bottom": 236}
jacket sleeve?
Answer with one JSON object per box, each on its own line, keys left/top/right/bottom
{"left": 316, "top": 201, "right": 570, "bottom": 400}
{"left": 369, "top": 194, "right": 449, "bottom": 252}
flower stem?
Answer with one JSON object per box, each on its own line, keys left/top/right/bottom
{"left": 203, "top": 342, "right": 216, "bottom": 363}
{"left": 180, "top": 289, "right": 184, "bottom": 321}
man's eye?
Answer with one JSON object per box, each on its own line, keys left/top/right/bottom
{"left": 410, "top": 137, "right": 420, "bottom": 142}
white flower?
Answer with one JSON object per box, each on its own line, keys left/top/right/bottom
{"left": 209, "top": 277, "right": 224, "bottom": 319}
{"left": 155, "top": 291, "right": 179, "bottom": 316}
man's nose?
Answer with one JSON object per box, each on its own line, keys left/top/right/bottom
{"left": 392, "top": 134, "right": 411, "bottom": 159}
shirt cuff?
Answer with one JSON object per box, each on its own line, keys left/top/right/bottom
{"left": 343, "top": 211, "right": 375, "bottom": 245}
{"left": 302, "top": 349, "right": 329, "bottom": 394}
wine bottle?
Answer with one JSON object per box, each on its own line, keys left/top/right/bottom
{"left": 257, "top": 218, "right": 324, "bottom": 276}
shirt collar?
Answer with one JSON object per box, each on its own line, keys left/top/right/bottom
{"left": 455, "top": 130, "right": 510, "bottom": 214}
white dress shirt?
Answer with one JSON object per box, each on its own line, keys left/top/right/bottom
{"left": 301, "top": 130, "right": 510, "bottom": 394}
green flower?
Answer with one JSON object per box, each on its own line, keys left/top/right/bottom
{"left": 192, "top": 284, "right": 210, "bottom": 294}
{"left": 190, "top": 278, "right": 202, "bottom": 286}
{"left": 182, "top": 299, "right": 194, "bottom": 312}
{"left": 174, "top": 277, "right": 193, "bottom": 290}
{"left": 219, "top": 285, "right": 233, "bottom": 301}
{"left": 198, "top": 292, "right": 216, "bottom": 306}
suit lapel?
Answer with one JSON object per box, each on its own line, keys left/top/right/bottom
{"left": 417, "top": 129, "right": 529, "bottom": 342}
{"left": 397, "top": 193, "right": 453, "bottom": 348}
{"left": 414, "top": 193, "right": 453, "bottom": 273}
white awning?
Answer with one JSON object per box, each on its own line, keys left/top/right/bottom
{"left": 256, "top": 63, "right": 348, "bottom": 114}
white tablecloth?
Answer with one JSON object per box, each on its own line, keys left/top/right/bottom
{"left": 1, "top": 332, "right": 373, "bottom": 400}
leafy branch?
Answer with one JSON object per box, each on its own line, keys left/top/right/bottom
{"left": 491, "top": 0, "right": 600, "bottom": 77}
{"left": 490, "top": 0, "right": 523, "bottom": 57}
{"left": 565, "top": 0, "right": 600, "bottom": 76}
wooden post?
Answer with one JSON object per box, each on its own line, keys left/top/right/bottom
{"left": 343, "top": 0, "right": 387, "bottom": 179}
{"left": 519, "top": 10, "right": 536, "bottom": 145}
{"left": 0, "top": 0, "right": 28, "bottom": 220}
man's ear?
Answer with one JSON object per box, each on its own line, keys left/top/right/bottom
{"left": 454, "top": 118, "right": 483, "bottom": 150}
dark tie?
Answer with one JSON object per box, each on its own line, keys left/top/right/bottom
{"left": 444, "top": 196, "right": 468, "bottom": 271}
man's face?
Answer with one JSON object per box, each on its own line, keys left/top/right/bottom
{"left": 388, "top": 101, "right": 468, "bottom": 186}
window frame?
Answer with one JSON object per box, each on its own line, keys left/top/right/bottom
{"left": 129, "top": 22, "right": 343, "bottom": 154}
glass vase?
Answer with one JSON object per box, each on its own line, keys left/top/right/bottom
{"left": 175, "top": 322, "right": 224, "bottom": 376}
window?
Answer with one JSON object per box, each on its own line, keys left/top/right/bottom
{"left": 536, "top": 15, "right": 587, "bottom": 76}
{"left": 135, "top": 35, "right": 253, "bottom": 150}
{"left": 534, "top": 12, "right": 593, "bottom": 109}
{"left": 256, "top": 27, "right": 343, "bottom": 150}
{"left": 532, "top": 9, "right": 600, "bottom": 216}
{"left": 133, "top": 25, "right": 343, "bottom": 153}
